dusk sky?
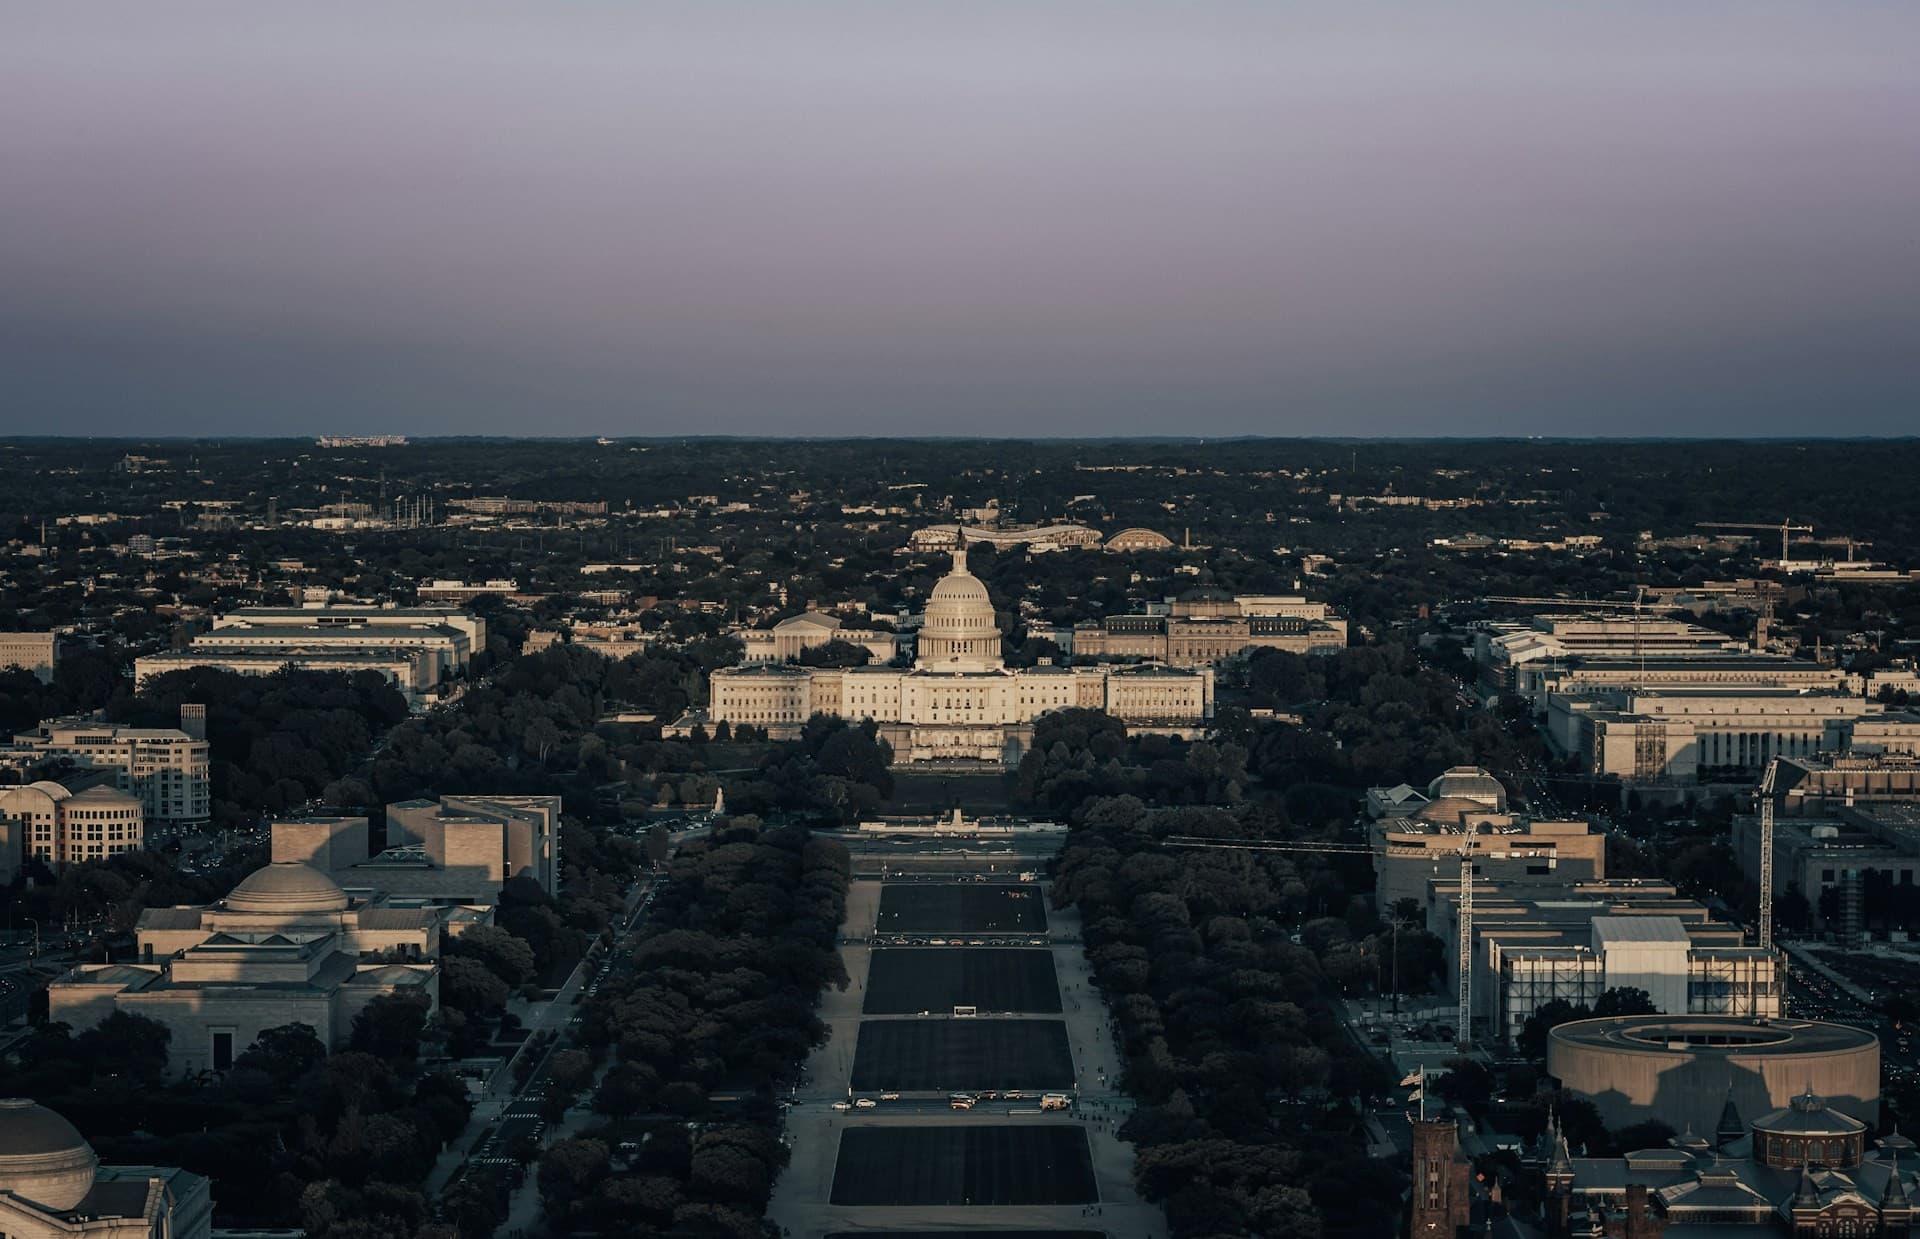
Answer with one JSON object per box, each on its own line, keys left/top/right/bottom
{"left": 4, "top": 2, "right": 1917, "bottom": 438}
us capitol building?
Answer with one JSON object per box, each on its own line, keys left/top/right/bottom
{"left": 708, "top": 544, "right": 1213, "bottom": 763}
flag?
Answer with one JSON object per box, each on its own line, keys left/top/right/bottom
{"left": 1406, "top": 1088, "right": 1423, "bottom": 1102}
{"left": 1399, "top": 1070, "right": 1423, "bottom": 1087}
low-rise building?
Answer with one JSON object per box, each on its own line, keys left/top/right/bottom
{"left": 49, "top": 860, "right": 440, "bottom": 1077}
{"left": 0, "top": 631, "right": 59, "bottom": 683}
{"left": 739, "top": 612, "right": 898, "bottom": 665}
{"left": 1733, "top": 755, "right": 1920, "bottom": 931}
{"left": 1549, "top": 688, "right": 1880, "bottom": 783}
{"left": 0, "top": 779, "right": 143, "bottom": 870}
{"left": 7, "top": 713, "right": 210, "bottom": 824}
{"left": 1072, "top": 591, "right": 1347, "bottom": 665}
{"left": 134, "top": 648, "right": 440, "bottom": 703}
{"left": 1371, "top": 813, "right": 1604, "bottom": 909}
{"left": 1420, "top": 877, "right": 1779, "bottom": 1045}
{"left": 273, "top": 794, "right": 561, "bottom": 903}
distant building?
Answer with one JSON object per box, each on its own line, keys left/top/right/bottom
{"left": 0, "top": 631, "right": 59, "bottom": 683}
{"left": 134, "top": 604, "right": 488, "bottom": 704}
{"left": 1550, "top": 689, "right": 1880, "bottom": 783}
{"left": 740, "top": 612, "right": 898, "bottom": 665}
{"left": 908, "top": 523, "right": 1103, "bottom": 551}
{"left": 50, "top": 860, "right": 441, "bottom": 1076}
{"left": 1732, "top": 755, "right": 1920, "bottom": 931}
{"left": 7, "top": 713, "right": 210, "bottom": 824}
{"left": 415, "top": 578, "right": 521, "bottom": 601}
{"left": 1406, "top": 1116, "right": 1478, "bottom": 1237}
{"left": 273, "top": 794, "right": 561, "bottom": 902}
{"left": 1104, "top": 527, "right": 1175, "bottom": 552}
{"left": 1072, "top": 591, "right": 1348, "bottom": 664}
{"left": 0, "top": 1098, "right": 212, "bottom": 1238}
{"left": 710, "top": 544, "right": 1211, "bottom": 763}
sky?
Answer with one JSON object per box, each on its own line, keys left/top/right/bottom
{"left": 3, "top": 2, "right": 1917, "bottom": 438}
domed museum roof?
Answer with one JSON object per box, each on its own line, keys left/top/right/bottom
{"left": 224, "top": 861, "right": 349, "bottom": 914}
{"left": 0, "top": 1098, "right": 100, "bottom": 1211}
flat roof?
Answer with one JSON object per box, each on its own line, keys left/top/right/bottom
{"left": 1549, "top": 1016, "right": 1880, "bottom": 1057}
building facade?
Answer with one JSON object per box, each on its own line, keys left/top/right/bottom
{"left": 739, "top": 612, "right": 898, "bottom": 665}
{"left": 0, "top": 631, "right": 59, "bottom": 683}
{"left": 0, "top": 1099, "right": 212, "bottom": 1239}
{"left": 49, "top": 860, "right": 441, "bottom": 1077}
{"left": 275, "top": 794, "right": 561, "bottom": 903}
{"left": 1072, "top": 592, "right": 1348, "bottom": 665}
{"left": 710, "top": 545, "right": 1213, "bottom": 763}
{"left": 0, "top": 781, "right": 144, "bottom": 870}
{"left": 8, "top": 715, "right": 210, "bottom": 824}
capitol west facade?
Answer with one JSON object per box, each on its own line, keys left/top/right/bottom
{"left": 709, "top": 545, "right": 1213, "bottom": 763}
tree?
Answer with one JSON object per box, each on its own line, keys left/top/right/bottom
{"left": 234, "top": 1021, "right": 327, "bottom": 1087}
{"left": 443, "top": 924, "right": 537, "bottom": 988}
{"left": 76, "top": 1011, "right": 171, "bottom": 1084}
{"left": 1517, "top": 999, "right": 1592, "bottom": 1059}
{"left": 1592, "top": 987, "right": 1657, "bottom": 1018}
{"left": 349, "top": 991, "right": 432, "bottom": 1061}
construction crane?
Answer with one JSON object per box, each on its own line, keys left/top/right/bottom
{"left": 1164, "top": 832, "right": 1553, "bottom": 1052}
{"left": 1757, "top": 759, "right": 1779, "bottom": 954}
{"left": 1696, "top": 521, "right": 1813, "bottom": 564}
{"left": 1751, "top": 758, "right": 1918, "bottom": 954}
{"left": 1799, "top": 535, "right": 1874, "bottom": 563}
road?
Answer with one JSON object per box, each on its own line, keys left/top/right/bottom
{"left": 426, "top": 874, "right": 663, "bottom": 1216}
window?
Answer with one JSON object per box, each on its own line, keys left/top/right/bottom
{"left": 211, "top": 1030, "right": 235, "bottom": 1072}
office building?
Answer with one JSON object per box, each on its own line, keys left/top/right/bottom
{"left": 0, "top": 780, "right": 143, "bottom": 871}
{"left": 1549, "top": 689, "right": 1880, "bottom": 783}
{"left": 134, "top": 648, "right": 440, "bottom": 702}
{"left": 1371, "top": 814, "right": 1605, "bottom": 909}
{"left": 1733, "top": 755, "right": 1920, "bottom": 931}
{"left": 1071, "top": 591, "right": 1347, "bottom": 664}
{"left": 7, "top": 713, "right": 210, "bottom": 824}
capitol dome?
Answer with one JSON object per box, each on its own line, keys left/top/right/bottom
{"left": 917, "top": 544, "right": 1002, "bottom": 671}
{"left": 224, "top": 861, "right": 349, "bottom": 914}
{"left": 0, "top": 1098, "right": 100, "bottom": 1211}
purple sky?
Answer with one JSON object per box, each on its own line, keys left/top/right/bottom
{"left": 4, "top": 2, "right": 1917, "bottom": 437}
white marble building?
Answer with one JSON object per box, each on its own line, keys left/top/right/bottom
{"left": 710, "top": 543, "right": 1212, "bottom": 763}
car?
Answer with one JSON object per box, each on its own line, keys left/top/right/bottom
{"left": 831, "top": 1101, "right": 853, "bottom": 1112}
{"left": 854, "top": 1097, "right": 878, "bottom": 1109}
{"left": 977, "top": 1089, "right": 1000, "bottom": 1100}
{"left": 1003, "top": 1090, "right": 1028, "bottom": 1100}
{"left": 948, "top": 1096, "right": 976, "bottom": 1110}
{"left": 880, "top": 1091, "right": 900, "bottom": 1101}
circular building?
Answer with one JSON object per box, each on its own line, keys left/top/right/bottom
{"left": 916, "top": 545, "right": 1002, "bottom": 671}
{"left": 1547, "top": 1016, "right": 1880, "bottom": 1136}
{"left": 0, "top": 1097, "right": 100, "bottom": 1211}
{"left": 222, "top": 860, "right": 350, "bottom": 914}
{"left": 1106, "top": 527, "right": 1174, "bottom": 552}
